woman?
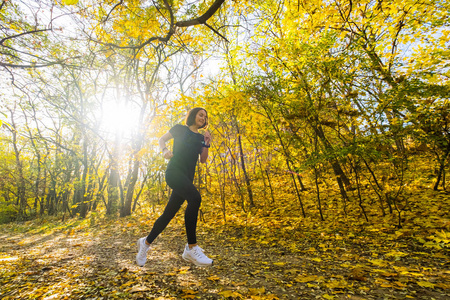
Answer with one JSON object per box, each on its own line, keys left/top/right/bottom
{"left": 136, "top": 107, "right": 213, "bottom": 267}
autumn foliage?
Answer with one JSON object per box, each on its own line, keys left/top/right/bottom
{"left": 0, "top": 0, "right": 449, "bottom": 299}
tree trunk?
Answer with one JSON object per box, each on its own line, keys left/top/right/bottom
{"left": 8, "top": 111, "right": 27, "bottom": 219}
{"left": 237, "top": 126, "right": 254, "bottom": 208}
{"left": 313, "top": 125, "right": 351, "bottom": 203}
{"left": 121, "top": 159, "right": 139, "bottom": 217}
{"left": 107, "top": 164, "right": 120, "bottom": 215}
{"left": 434, "top": 145, "right": 450, "bottom": 190}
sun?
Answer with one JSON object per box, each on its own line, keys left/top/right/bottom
{"left": 98, "top": 99, "right": 141, "bottom": 138}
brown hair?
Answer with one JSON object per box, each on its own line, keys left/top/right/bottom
{"left": 185, "top": 107, "right": 208, "bottom": 129}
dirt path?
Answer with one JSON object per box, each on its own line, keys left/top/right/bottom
{"left": 1, "top": 217, "right": 449, "bottom": 299}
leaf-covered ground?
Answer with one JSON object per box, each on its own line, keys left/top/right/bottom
{"left": 1, "top": 188, "right": 449, "bottom": 299}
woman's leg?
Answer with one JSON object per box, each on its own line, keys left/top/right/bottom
{"left": 145, "top": 191, "right": 184, "bottom": 244}
{"left": 183, "top": 186, "right": 201, "bottom": 245}
{"left": 165, "top": 170, "right": 202, "bottom": 245}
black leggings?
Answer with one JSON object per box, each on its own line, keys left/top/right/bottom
{"left": 145, "top": 169, "right": 201, "bottom": 245}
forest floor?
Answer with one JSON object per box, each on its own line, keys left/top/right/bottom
{"left": 1, "top": 189, "right": 450, "bottom": 299}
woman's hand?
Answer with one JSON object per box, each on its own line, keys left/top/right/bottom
{"left": 163, "top": 148, "right": 173, "bottom": 159}
{"left": 204, "top": 131, "right": 211, "bottom": 146}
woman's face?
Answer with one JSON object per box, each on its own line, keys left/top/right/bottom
{"left": 195, "top": 110, "right": 207, "bottom": 128}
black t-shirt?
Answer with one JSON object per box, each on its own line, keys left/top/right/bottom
{"left": 167, "top": 124, "right": 205, "bottom": 180}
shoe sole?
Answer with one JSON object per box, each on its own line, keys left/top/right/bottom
{"left": 136, "top": 239, "right": 146, "bottom": 267}
{"left": 182, "top": 255, "right": 213, "bottom": 266}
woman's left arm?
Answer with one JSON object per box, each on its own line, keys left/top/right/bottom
{"left": 200, "top": 131, "right": 211, "bottom": 163}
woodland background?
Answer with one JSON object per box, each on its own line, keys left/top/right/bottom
{"left": 0, "top": 0, "right": 449, "bottom": 299}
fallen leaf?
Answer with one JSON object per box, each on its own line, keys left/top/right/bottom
{"left": 218, "top": 290, "right": 243, "bottom": 298}
{"left": 417, "top": 281, "right": 435, "bottom": 288}
{"left": 349, "top": 267, "right": 367, "bottom": 281}
{"left": 249, "top": 287, "right": 265, "bottom": 295}
{"left": 130, "top": 285, "right": 151, "bottom": 293}
{"left": 207, "top": 275, "right": 220, "bottom": 281}
{"left": 369, "top": 259, "right": 388, "bottom": 267}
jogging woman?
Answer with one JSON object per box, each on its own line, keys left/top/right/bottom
{"left": 136, "top": 107, "right": 213, "bottom": 267}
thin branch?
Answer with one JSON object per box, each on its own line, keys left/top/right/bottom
{"left": 0, "top": 29, "right": 51, "bottom": 45}
{"left": 0, "top": 0, "right": 7, "bottom": 11}
{"left": 204, "top": 22, "right": 229, "bottom": 42}
{"left": 103, "top": 0, "right": 124, "bottom": 23}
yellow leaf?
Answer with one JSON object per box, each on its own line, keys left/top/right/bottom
{"left": 323, "top": 294, "right": 335, "bottom": 299}
{"left": 386, "top": 250, "right": 408, "bottom": 258}
{"left": 207, "top": 275, "right": 220, "bottom": 281}
{"left": 249, "top": 287, "right": 265, "bottom": 295}
{"left": 395, "top": 281, "right": 408, "bottom": 288}
{"left": 312, "top": 258, "right": 322, "bottom": 262}
{"left": 218, "top": 290, "right": 243, "bottom": 298}
{"left": 369, "top": 259, "right": 388, "bottom": 267}
{"left": 418, "top": 281, "right": 435, "bottom": 289}
{"left": 325, "top": 279, "right": 350, "bottom": 289}
{"left": 62, "top": 0, "right": 79, "bottom": 5}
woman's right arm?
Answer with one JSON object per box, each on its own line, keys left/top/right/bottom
{"left": 159, "top": 132, "right": 174, "bottom": 159}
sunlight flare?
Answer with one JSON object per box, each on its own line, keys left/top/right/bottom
{"left": 99, "top": 99, "right": 141, "bottom": 137}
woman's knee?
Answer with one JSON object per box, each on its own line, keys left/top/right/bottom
{"left": 187, "top": 193, "right": 202, "bottom": 209}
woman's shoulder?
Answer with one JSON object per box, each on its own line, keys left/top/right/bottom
{"left": 170, "top": 124, "right": 187, "bottom": 131}
{"left": 169, "top": 124, "right": 187, "bottom": 136}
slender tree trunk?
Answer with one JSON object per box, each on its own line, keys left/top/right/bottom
{"left": 79, "top": 137, "right": 89, "bottom": 218}
{"left": 313, "top": 124, "right": 350, "bottom": 205}
{"left": 237, "top": 127, "right": 254, "bottom": 207}
{"left": 258, "top": 158, "right": 275, "bottom": 204}
{"left": 8, "top": 111, "right": 27, "bottom": 219}
{"left": 132, "top": 172, "right": 149, "bottom": 212}
{"left": 107, "top": 162, "right": 120, "bottom": 215}
{"left": 434, "top": 145, "right": 450, "bottom": 190}
{"left": 122, "top": 159, "right": 139, "bottom": 217}
{"left": 286, "top": 158, "right": 306, "bottom": 217}
{"left": 352, "top": 159, "right": 369, "bottom": 222}
{"left": 313, "top": 134, "right": 324, "bottom": 221}
{"left": 314, "top": 166, "right": 325, "bottom": 221}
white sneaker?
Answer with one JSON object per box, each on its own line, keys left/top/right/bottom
{"left": 136, "top": 237, "right": 149, "bottom": 267}
{"left": 182, "top": 244, "right": 213, "bottom": 266}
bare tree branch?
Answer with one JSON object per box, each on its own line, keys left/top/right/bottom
{"left": 0, "top": 0, "right": 7, "bottom": 11}
{"left": 204, "top": 22, "right": 229, "bottom": 42}
{"left": 103, "top": 0, "right": 124, "bottom": 23}
{"left": 175, "top": 0, "right": 225, "bottom": 27}
{"left": 0, "top": 29, "right": 51, "bottom": 45}
{"left": 103, "top": 0, "right": 227, "bottom": 49}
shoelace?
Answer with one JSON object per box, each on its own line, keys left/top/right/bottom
{"left": 192, "top": 247, "right": 207, "bottom": 259}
